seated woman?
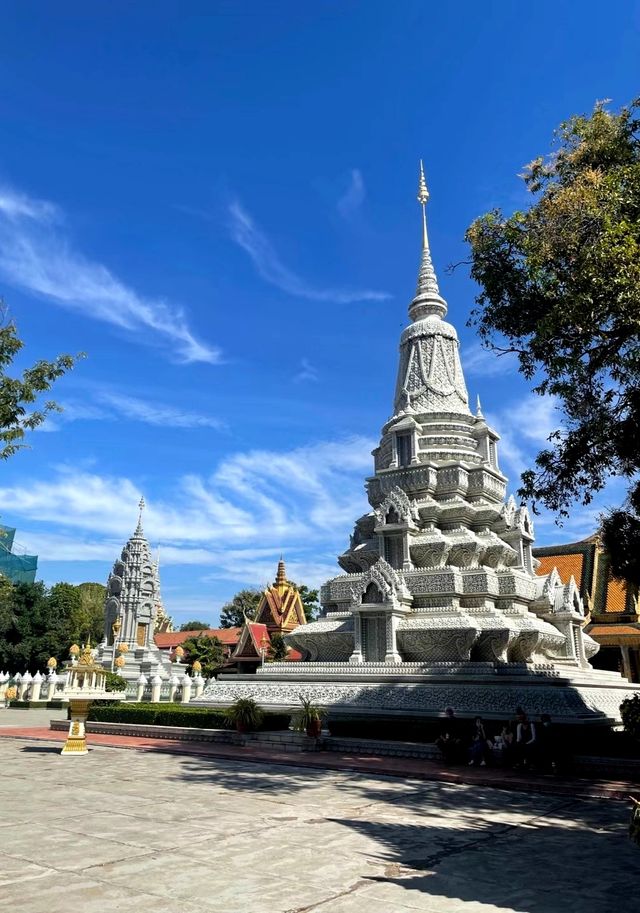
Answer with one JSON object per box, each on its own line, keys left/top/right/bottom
{"left": 468, "top": 716, "right": 492, "bottom": 767}
{"left": 436, "top": 707, "right": 464, "bottom": 765}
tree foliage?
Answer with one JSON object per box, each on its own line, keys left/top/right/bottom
{"left": 465, "top": 98, "right": 640, "bottom": 583}
{"left": 0, "top": 578, "right": 105, "bottom": 672}
{"left": 291, "top": 582, "right": 320, "bottom": 622}
{"left": 219, "top": 588, "right": 261, "bottom": 628}
{"left": 180, "top": 634, "right": 225, "bottom": 677}
{"left": 179, "top": 619, "right": 212, "bottom": 632}
{"left": 0, "top": 308, "right": 78, "bottom": 460}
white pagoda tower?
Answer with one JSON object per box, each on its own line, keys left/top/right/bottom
{"left": 95, "top": 499, "right": 183, "bottom": 683}
{"left": 197, "top": 167, "right": 639, "bottom": 723}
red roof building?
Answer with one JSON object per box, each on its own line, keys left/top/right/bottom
{"left": 228, "top": 559, "right": 306, "bottom": 674}
{"left": 154, "top": 627, "right": 241, "bottom": 662}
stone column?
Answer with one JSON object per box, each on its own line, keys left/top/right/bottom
{"left": 402, "top": 532, "right": 413, "bottom": 571}
{"left": 30, "top": 672, "right": 43, "bottom": 702}
{"left": 384, "top": 613, "right": 402, "bottom": 664}
{"left": 181, "top": 674, "right": 192, "bottom": 703}
{"left": 18, "top": 672, "right": 31, "bottom": 701}
{"left": 621, "top": 646, "right": 633, "bottom": 682}
{"left": 136, "top": 674, "right": 147, "bottom": 702}
{"left": 349, "top": 614, "right": 364, "bottom": 664}
{"left": 194, "top": 675, "right": 204, "bottom": 698}
{"left": 168, "top": 675, "right": 179, "bottom": 703}
{"left": 150, "top": 675, "right": 162, "bottom": 703}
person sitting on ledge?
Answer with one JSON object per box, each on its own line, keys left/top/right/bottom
{"left": 492, "top": 724, "right": 515, "bottom": 767}
{"left": 514, "top": 708, "right": 537, "bottom": 770}
{"left": 436, "top": 707, "right": 464, "bottom": 765}
{"left": 468, "top": 716, "right": 492, "bottom": 767}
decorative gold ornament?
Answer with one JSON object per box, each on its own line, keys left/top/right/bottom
{"left": 174, "top": 646, "right": 185, "bottom": 658}
{"left": 47, "top": 657, "right": 57, "bottom": 669}
{"left": 5, "top": 686, "right": 17, "bottom": 701}
{"left": 114, "top": 655, "right": 126, "bottom": 668}
{"left": 192, "top": 660, "right": 202, "bottom": 672}
{"left": 69, "top": 644, "right": 80, "bottom": 655}
{"left": 117, "top": 643, "right": 129, "bottom": 654}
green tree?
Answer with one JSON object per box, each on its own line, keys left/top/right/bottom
{"left": 219, "top": 588, "right": 261, "bottom": 628}
{"left": 0, "top": 308, "right": 78, "bottom": 460}
{"left": 465, "top": 98, "right": 640, "bottom": 584}
{"left": 291, "top": 582, "right": 320, "bottom": 622}
{"left": 268, "top": 631, "right": 288, "bottom": 661}
{"left": 180, "top": 634, "right": 225, "bottom": 677}
{"left": 179, "top": 619, "right": 212, "bottom": 632}
{"left": 74, "top": 582, "right": 106, "bottom": 643}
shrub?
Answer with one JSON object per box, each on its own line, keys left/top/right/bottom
{"left": 226, "top": 698, "right": 264, "bottom": 732}
{"left": 104, "top": 671, "right": 127, "bottom": 692}
{"left": 87, "top": 701, "right": 290, "bottom": 731}
{"left": 621, "top": 694, "right": 640, "bottom": 741}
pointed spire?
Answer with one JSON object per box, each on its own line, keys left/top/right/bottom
{"left": 134, "top": 496, "right": 145, "bottom": 536}
{"left": 476, "top": 395, "right": 484, "bottom": 419}
{"left": 275, "top": 556, "right": 287, "bottom": 590}
{"left": 410, "top": 161, "right": 448, "bottom": 322}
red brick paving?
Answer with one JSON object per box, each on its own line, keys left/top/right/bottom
{"left": 0, "top": 724, "right": 635, "bottom": 802}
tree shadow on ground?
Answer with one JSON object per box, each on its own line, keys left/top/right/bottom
{"left": 328, "top": 799, "right": 637, "bottom": 913}
{"left": 172, "top": 753, "right": 637, "bottom": 913}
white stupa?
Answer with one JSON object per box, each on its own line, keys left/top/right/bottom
{"left": 196, "top": 166, "right": 639, "bottom": 724}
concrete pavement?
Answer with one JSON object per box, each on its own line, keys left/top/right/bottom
{"left": 0, "top": 733, "right": 637, "bottom": 913}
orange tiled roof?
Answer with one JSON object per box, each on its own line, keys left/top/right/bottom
{"left": 587, "top": 623, "right": 640, "bottom": 644}
{"left": 154, "top": 628, "right": 241, "bottom": 649}
{"left": 604, "top": 577, "right": 628, "bottom": 613}
{"left": 535, "top": 553, "right": 584, "bottom": 588}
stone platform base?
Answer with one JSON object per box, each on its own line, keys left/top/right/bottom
{"left": 194, "top": 661, "right": 640, "bottom": 724}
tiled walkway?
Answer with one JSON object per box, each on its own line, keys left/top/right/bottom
{"left": 0, "top": 730, "right": 638, "bottom": 913}
{"left": 0, "top": 721, "right": 636, "bottom": 802}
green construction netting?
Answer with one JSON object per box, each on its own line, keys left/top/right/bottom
{"left": 0, "top": 524, "right": 38, "bottom": 584}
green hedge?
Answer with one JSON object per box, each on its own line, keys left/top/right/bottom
{"left": 87, "top": 702, "right": 291, "bottom": 731}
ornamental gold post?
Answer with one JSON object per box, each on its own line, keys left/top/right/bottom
{"left": 61, "top": 642, "right": 109, "bottom": 757}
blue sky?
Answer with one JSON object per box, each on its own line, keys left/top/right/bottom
{"left": 0, "top": 2, "right": 638, "bottom": 626}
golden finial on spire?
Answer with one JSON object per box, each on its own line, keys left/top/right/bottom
{"left": 275, "top": 557, "right": 287, "bottom": 590}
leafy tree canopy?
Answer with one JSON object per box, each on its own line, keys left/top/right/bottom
{"left": 180, "top": 634, "right": 225, "bottom": 677}
{"left": 0, "top": 307, "right": 78, "bottom": 460}
{"left": 219, "top": 588, "right": 261, "bottom": 628}
{"left": 289, "top": 582, "right": 320, "bottom": 622}
{"left": 465, "top": 98, "right": 640, "bottom": 584}
{"left": 179, "top": 619, "right": 212, "bottom": 632}
{"left": 0, "top": 578, "right": 105, "bottom": 672}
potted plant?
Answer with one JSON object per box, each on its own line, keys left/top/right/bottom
{"left": 297, "top": 695, "right": 325, "bottom": 738}
{"left": 226, "top": 698, "right": 264, "bottom": 733}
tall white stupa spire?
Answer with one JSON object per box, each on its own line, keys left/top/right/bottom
{"left": 410, "top": 161, "right": 448, "bottom": 322}
{"left": 134, "top": 496, "right": 145, "bottom": 537}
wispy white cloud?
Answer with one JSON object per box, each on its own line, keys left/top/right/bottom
{"left": 462, "top": 342, "right": 519, "bottom": 378}
{"left": 0, "top": 436, "right": 375, "bottom": 591}
{"left": 96, "top": 391, "right": 224, "bottom": 429}
{"left": 488, "top": 395, "right": 561, "bottom": 477}
{"left": 337, "top": 168, "right": 365, "bottom": 218}
{"left": 228, "top": 200, "right": 390, "bottom": 304}
{"left": 39, "top": 390, "right": 223, "bottom": 432}
{"left": 294, "top": 358, "right": 319, "bottom": 383}
{"left": 0, "top": 185, "right": 220, "bottom": 364}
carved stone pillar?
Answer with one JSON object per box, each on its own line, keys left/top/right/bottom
{"left": 349, "top": 614, "right": 364, "bottom": 664}
{"left": 385, "top": 612, "right": 402, "bottom": 664}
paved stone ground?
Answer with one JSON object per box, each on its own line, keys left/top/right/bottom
{"left": 0, "top": 736, "right": 638, "bottom": 913}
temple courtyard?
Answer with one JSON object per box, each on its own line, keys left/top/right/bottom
{"left": 0, "top": 728, "right": 637, "bottom": 913}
